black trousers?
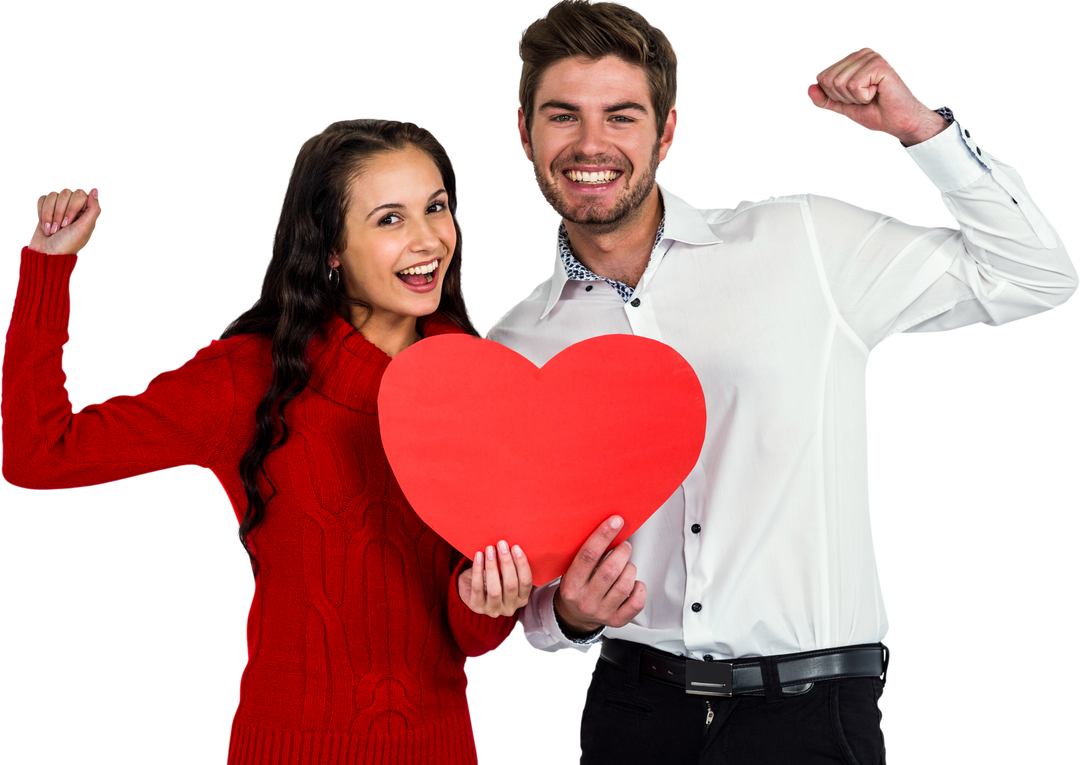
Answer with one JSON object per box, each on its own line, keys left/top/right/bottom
{"left": 580, "top": 649, "right": 886, "bottom": 765}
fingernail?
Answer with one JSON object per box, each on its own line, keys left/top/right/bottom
{"left": 497, "top": 540, "right": 509, "bottom": 555}
{"left": 512, "top": 545, "right": 523, "bottom": 558}
{"left": 51, "top": 222, "right": 59, "bottom": 234}
{"left": 61, "top": 217, "right": 69, "bottom": 228}
{"left": 475, "top": 552, "right": 484, "bottom": 566}
{"left": 486, "top": 545, "right": 495, "bottom": 561}
{"left": 42, "top": 222, "right": 49, "bottom": 234}
{"left": 91, "top": 188, "right": 98, "bottom": 199}
{"left": 610, "top": 516, "right": 624, "bottom": 530}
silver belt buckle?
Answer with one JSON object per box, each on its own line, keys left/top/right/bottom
{"left": 685, "top": 659, "right": 733, "bottom": 697}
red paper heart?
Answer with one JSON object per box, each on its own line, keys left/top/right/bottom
{"left": 378, "top": 334, "right": 706, "bottom": 586}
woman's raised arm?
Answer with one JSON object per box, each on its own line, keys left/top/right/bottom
{"left": 3, "top": 189, "right": 238, "bottom": 490}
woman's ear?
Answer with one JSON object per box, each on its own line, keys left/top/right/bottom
{"left": 328, "top": 255, "right": 340, "bottom": 269}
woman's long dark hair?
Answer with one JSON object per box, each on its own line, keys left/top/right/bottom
{"left": 221, "top": 119, "right": 479, "bottom": 574}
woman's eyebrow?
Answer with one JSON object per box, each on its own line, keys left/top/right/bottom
{"left": 366, "top": 190, "right": 447, "bottom": 220}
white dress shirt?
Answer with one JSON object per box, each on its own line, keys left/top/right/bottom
{"left": 487, "top": 121, "right": 1076, "bottom": 660}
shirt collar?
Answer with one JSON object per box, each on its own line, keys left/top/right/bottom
{"left": 541, "top": 186, "right": 722, "bottom": 319}
{"left": 556, "top": 212, "right": 665, "bottom": 303}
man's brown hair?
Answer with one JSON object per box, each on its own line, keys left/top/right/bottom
{"left": 519, "top": 1, "right": 677, "bottom": 137}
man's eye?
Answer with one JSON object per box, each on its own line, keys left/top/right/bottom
{"left": 379, "top": 213, "right": 403, "bottom": 225}
{"left": 553, "top": 114, "right": 576, "bottom": 122}
{"left": 611, "top": 115, "right": 634, "bottom": 123}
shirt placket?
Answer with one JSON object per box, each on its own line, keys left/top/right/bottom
{"left": 558, "top": 216, "right": 668, "bottom": 310}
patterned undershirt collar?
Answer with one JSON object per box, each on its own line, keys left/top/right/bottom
{"left": 558, "top": 213, "right": 666, "bottom": 303}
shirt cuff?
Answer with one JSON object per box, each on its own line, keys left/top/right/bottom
{"left": 898, "top": 115, "right": 1058, "bottom": 249}
{"left": 905, "top": 120, "right": 988, "bottom": 193}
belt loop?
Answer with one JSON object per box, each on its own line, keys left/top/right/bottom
{"left": 624, "top": 642, "right": 643, "bottom": 689}
{"left": 880, "top": 644, "right": 890, "bottom": 685}
{"left": 762, "top": 657, "right": 784, "bottom": 703}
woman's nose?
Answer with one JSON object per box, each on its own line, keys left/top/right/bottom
{"left": 409, "top": 216, "right": 441, "bottom": 252}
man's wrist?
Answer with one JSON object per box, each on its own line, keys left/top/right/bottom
{"left": 897, "top": 105, "right": 951, "bottom": 147}
{"left": 553, "top": 589, "right": 603, "bottom": 640}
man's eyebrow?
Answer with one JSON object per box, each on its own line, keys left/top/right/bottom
{"left": 537, "top": 100, "right": 649, "bottom": 114}
{"left": 604, "top": 102, "right": 643, "bottom": 114}
{"left": 365, "top": 189, "right": 447, "bottom": 221}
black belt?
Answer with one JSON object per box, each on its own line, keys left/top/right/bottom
{"left": 600, "top": 638, "right": 887, "bottom": 697}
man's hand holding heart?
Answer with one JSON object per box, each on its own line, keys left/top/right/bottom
{"left": 807, "top": 44, "right": 950, "bottom": 146}
{"left": 553, "top": 515, "right": 647, "bottom": 638}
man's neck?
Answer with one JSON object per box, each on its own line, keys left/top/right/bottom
{"left": 563, "top": 187, "right": 663, "bottom": 289}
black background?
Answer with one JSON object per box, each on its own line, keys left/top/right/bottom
{"left": 4, "top": 7, "right": 1075, "bottom": 765}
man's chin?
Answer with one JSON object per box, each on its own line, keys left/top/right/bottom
{"left": 563, "top": 205, "right": 625, "bottom": 226}
{"left": 537, "top": 174, "right": 617, "bottom": 221}
{"left": 559, "top": 215, "right": 636, "bottom": 239}
{"left": 550, "top": 193, "right": 632, "bottom": 225}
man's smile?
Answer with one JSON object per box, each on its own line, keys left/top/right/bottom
{"left": 563, "top": 169, "right": 623, "bottom": 184}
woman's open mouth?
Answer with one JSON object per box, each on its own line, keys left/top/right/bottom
{"left": 396, "top": 258, "right": 440, "bottom": 288}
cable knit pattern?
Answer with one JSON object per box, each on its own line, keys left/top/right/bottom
{"left": 3, "top": 247, "right": 515, "bottom": 765}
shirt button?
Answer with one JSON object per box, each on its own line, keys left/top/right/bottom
{"left": 692, "top": 602, "right": 703, "bottom": 613}
{"left": 965, "top": 129, "right": 971, "bottom": 138}
{"left": 630, "top": 298, "right": 641, "bottom": 307}
{"left": 703, "top": 654, "right": 714, "bottom": 661}
{"left": 691, "top": 523, "right": 701, "bottom": 534}
{"left": 976, "top": 146, "right": 982, "bottom": 156}
{"left": 585, "top": 285, "right": 593, "bottom": 292}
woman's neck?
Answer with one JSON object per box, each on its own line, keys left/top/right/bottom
{"left": 346, "top": 306, "right": 421, "bottom": 358}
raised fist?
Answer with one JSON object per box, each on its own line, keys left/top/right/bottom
{"left": 30, "top": 184, "right": 101, "bottom": 253}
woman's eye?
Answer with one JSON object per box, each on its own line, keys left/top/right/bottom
{"left": 379, "top": 213, "right": 403, "bottom": 226}
{"left": 427, "top": 201, "right": 446, "bottom": 214}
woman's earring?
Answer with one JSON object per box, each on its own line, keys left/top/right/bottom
{"left": 328, "top": 266, "right": 340, "bottom": 290}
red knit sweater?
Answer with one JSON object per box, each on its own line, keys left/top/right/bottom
{"left": 2, "top": 248, "right": 515, "bottom": 764}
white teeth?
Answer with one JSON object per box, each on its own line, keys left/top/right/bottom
{"left": 398, "top": 259, "right": 440, "bottom": 276}
{"left": 566, "top": 169, "right": 620, "bottom": 184}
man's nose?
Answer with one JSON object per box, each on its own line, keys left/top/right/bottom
{"left": 574, "top": 116, "right": 610, "bottom": 158}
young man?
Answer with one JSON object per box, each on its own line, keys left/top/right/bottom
{"left": 488, "top": 1, "right": 1076, "bottom": 763}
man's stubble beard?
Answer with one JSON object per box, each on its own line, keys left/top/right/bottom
{"left": 533, "top": 139, "right": 661, "bottom": 235}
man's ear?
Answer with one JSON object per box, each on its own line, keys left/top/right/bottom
{"left": 658, "top": 108, "right": 677, "bottom": 163}
{"left": 518, "top": 108, "right": 534, "bottom": 162}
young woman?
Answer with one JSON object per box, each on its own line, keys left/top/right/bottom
{"left": 3, "top": 119, "right": 532, "bottom": 765}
